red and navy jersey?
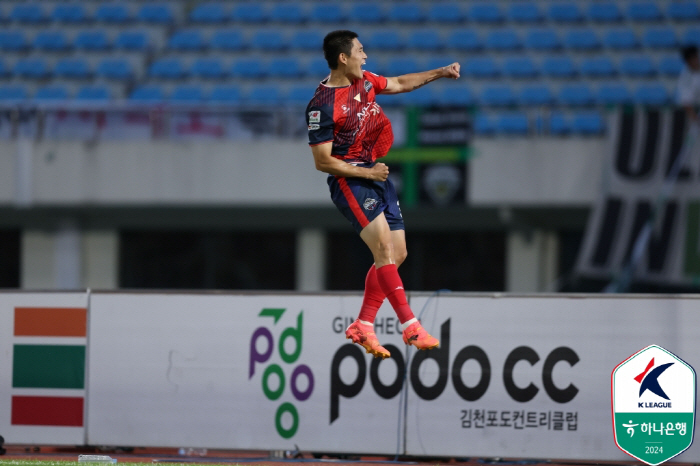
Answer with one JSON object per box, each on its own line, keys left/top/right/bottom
{"left": 306, "top": 71, "right": 394, "bottom": 164}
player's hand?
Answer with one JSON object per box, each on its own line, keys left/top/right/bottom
{"left": 367, "top": 163, "right": 389, "bottom": 181}
{"left": 442, "top": 62, "right": 460, "bottom": 79}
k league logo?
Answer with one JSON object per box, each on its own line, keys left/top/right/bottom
{"left": 612, "top": 345, "right": 696, "bottom": 465}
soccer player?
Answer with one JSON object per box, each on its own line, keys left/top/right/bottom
{"left": 306, "top": 30, "right": 460, "bottom": 359}
{"left": 677, "top": 45, "right": 700, "bottom": 123}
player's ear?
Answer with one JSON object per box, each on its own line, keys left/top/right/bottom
{"left": 338, "top": 53, "right": 348, "bottom": 66}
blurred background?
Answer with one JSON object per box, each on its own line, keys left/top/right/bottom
{"left": 0, "top": 0, "right": 697, "bottom": 294}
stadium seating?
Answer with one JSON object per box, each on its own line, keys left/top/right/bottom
{"left": 518, "top": 85, "right": 554, "bottom": 106}
{"left": 0, "top": 31, "right": 27, "bottom": 51}
{"left": 598, "top": 83, "right": 633, "bottom": 105}
{"left": 588, "top": 2, "right": 623, "bottom": 22}
{"left": 167, "top": 30, "right": 206, "bottom": 51}
{"left": 34, "top": 30, "right": 71, "bottom": 52}
{"left": 211, "top": 30, "right": 246, "bottom": 51}
{"left": 137, "top": 4, "right": 174, "bottom": 24}
{"left": 503, "top": 57, "right": 538, "bottom": 79}
{"left": 115, "top": 31, "right": 150, "bottom": 51}
{"left": 558, "top": 84, "right": 596, "bottom": 106}
{"left": 52, "top": 4, "right": 88, "bottom": 24}
{"left": 189, "top": 3, "right": 227, "bottom": 24}
{"left": 74, "top": 30, "right": 111, "bottom": 52}
{"left": 548, "top": 3, "right": 585, "bottom": 23}
{"left": 480, "top": 85, "right": 517, "bottom": 107}
{"left": 580, "top": 57, "right": 617, "bottom": 78}
{"left": 0, "top": 85, "right": 29, "bottom": 102}
{"left": 35, "top": 85, "right": 70, "bottom": 101}
{"left": 408, "top": 29, "right": 444, "bottom": 51}
{"left": 10, "top": 4, "right": 46, "bottom": 24}
{"left": 270, "top": 4, "right": 307, "bottom": 24}
{"left": 75, "top": 85, "right": 111, "bottom": 101}
{"left": 129, "top": 85, "right": 165, "bottom": 103}
{"left": 465, "top": 57, "right": 500, "bottom": 78}
{"left": 13, "top": 58, "right": 50, "bottom": 79}
{"left": 542, "top": 57, "right": 577, "bottom": 78}
{"left": 191, "top": 58, "right": 227, "bottom": 79}
{"left": 54, "top": 58, "right": 91, "bottom": 79}
{"left": 170, "top": 85, "right": 205, "bottom": 103}
{"left": 209, "top": 85, "right": 242, "bottom": 104}
{"left": 149, "top": 58, "right": 188, "bottom": 79}
{"left": 388, "top": 4, "right": 424, "bottom": 23}
{"left": 497, "top": 112, "right": 529, "bottom": 135}
{"left": 668, "top": 2, "right": 700, "bottom": 21}
{"left": 429, "top": 3, "right": 466, "bottom": 23}
{"left": 468, "top": 4, "right": 503, "bottom": 24}
{"left": 97, "top": 58, "right": 134, "bottom": 81}
{"left": 95, "top": 4, "right": 131, "bottom": 23}
{"left": 231, "top": 58, "right": 266, "bottom": 79}
{"left": 508, "top": 3, "right": 543, "bottom": 23}
{"left": 565, "top": 28, "right": 602, "bottom": 51}
{"left": 572, "top": 112, "right": 605, "bottom": 134}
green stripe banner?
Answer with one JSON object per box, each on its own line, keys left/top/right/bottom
{"left": 12, "top": 345, "right": 86, "bottom": 389}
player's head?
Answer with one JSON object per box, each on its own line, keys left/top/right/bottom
{"left": 681, "top": 45, "right": 700, "bottom": 70}
{"left": 323, "top": 30, "right": 366, "bottom": 80}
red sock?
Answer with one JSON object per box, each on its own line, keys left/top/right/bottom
{"left": 358, "top": 265, "right": 385, "bottom": 323}
{"left": 375, "top": 264, "right": 415, "bottom": 324}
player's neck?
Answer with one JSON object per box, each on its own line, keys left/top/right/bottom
{"left": 326, "top": 69, "right": 353, "bottom": 88}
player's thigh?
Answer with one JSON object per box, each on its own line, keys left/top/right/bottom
{"left": 359, "top": 212, "right": 394, "bottom": 258}
{"left": 390, "top": 229, "right": 407, "bottom": 266}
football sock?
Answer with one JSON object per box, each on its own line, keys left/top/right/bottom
{"left": 376, "top": 264, "right": 415, "bottom": 324}
{"left": 358, "top": 265, "right": 385, "bottom": 323}
{"left": 400, "top": 318, "right": 417, "bottom": 331}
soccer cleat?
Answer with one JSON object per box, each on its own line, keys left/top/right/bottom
{"left": 402, "top": 321, "right": 439, "bottom": 350}
{"left": 345, "top": 319, "right": 391, "bottom": 359}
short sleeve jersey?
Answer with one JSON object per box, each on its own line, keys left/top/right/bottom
{"left": 676, "top": 66, "right": 700, "bottom": 106}
{"left": 306, "top": 71, "right": 394, "bottom": 164}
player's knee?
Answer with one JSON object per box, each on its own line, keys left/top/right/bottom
{"left": 395, "top": 249, "right": 408, "bottom": 266}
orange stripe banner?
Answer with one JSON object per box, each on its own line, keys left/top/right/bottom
{"left": 14, "top": 307, "right": 87, "bottom": 337}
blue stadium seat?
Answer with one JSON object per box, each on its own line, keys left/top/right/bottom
{"left": 682, "top": 27, "right": 700, "bottom": 46}
{"left": 375, "top": 92, "right": 407, "bottom": 108}
{"left": 310, "top": 4, "right": 347, "bottom": 23}
{"left": 668, "top": 2, "right": 700, "bottom": 21}
{"left": 565, "top": 29, "right": 601, "bottom": 51}
{"left": 388, "top": 3, "right": 424, "bottom": 23}
{"left": 508, "top": 3, "right": 543, "bottom": 23}
{"left": 479, "top": 85, "right": 516, "bottom": 106}
{"left": 626, "top": 2, "right": 663, "bottom": 21}
{"left": 572, "top": 112, "right": 604, "bottom": 135}
{"left": 503, "top": 56, "right": 538, "bottom": 78}
{"left": 137, "top": 4, "right": 174, "bottom": 24}
{"left": 548, "top": 3, "right": 584, "bottom": 22}
{"left": 74, "top": 30, "right": 110, "bottom": 51}
{"left": 231, "top": 58, "right": 266, "bottom": 79}
{"left": 621, "top": 56, "right": 656, "bottom": 77}
{"left": 13, "top": 58, "right": 49, "bottom": 79}
{"left": 247, "top": 85, "right": 281, "bottom": 105}
{"left": 309, "top": 58, "right": 330, "bottom": 77}
{"left": 34, "top": 30, "right": 70, "bottom": 52}
{"left": 191, "top": 58, "right": 226, "bottom": 79}
{"left": 440, "top": 87, "right": 474, "bottom": 106}
{"left": 429, "top": 3, "right": 465, "bottom": 23}
{"left": 10, "top": 4, "right": 46, "bottom": 24}
{"left": 170, "top": 85, "right": 204, "bottom": 104}
{"left": 597, "top": 82, "right": 632, "bottom": 105}
{"left": 0, "top": 85, "right": 29, "bottom": 102}
{"left": 209, "top": 85, "right": 242, "bottom": 104}
{"left": 468, "top": 3, "right": 503, "bottom": 23}
{"left": 287, "top": 86, "right": 312, "bottom": 106}
{"left": 366, "top": 31, "right": 404, "bottom": 51}
{"left": 35, "top": 85, "right": 70, "bottom": 101}
{"left": 232, "top": 3, "right": 267, "bottom": 23}
{"left": 0, "top": 31, "right": 27, "bottom": 51}
{"left": 95, "top": 4, "right": 131, "bottom": 23}
{"left": 410, "top": 87, "right": 439, "bottom": 107}
{"left": 52, "top": 4, "right": 88, "bottom": 24}
{"left": 268, "top": 57, "right": 303, "bottom": 79}
{"left": 167, "top": 29, "right": 206, "bottom": 51}
{"left": 54, "top": 58, "right": 91, "bottom": 79}
{"left": 270, "top": 4, "right": 306, "bottom": 23}
{"left": 542, "top": 56, "right": 576, "bottom": 78}
{"left": 425, "top": 55, "right": 456, "bottom": 72}
{"left": 474, "top": 113, "right": 497, "bottom": 135}
{"left": 549, "top": 112, "right": 571, "bottom": 135}
{"left": 115, "top": 31, "right": 150, "bottom": 51}
{"left": 580, "top": 56, "right": 617, "bottom": 78}
{"left": 211, "top": 29, "right": 246, "bottom": 51}
{"left": 252, "top": 31, "right": 286, "bottom": 51}
{"left": 96, "top": 58, "right": 134, "bottom": 80}
{"left": 518, "top": 85, "right": 554, "bottom": 106}
{"left": 588, "top": 2, "right": 622, "bottom": 22}
{"left": 558, "top": 84, "right": 595, "bottom": 106}
{"left": 387, "top": 58, "right": 420, "bottom": 76}
{"left": 604, "top": 28, "right": 639, "bottom": 49}
{"left": 643, "top": 27, "right": 678, "bottom": 48}
{"left": 497, "top": 112, "right": 529, "bottom": 135}
{"left": 448, "top": 30, "right": 482, "bottom": 51}
{"left": 76, "top": 85, "right": 111, "bottom": 102}
{"left": 350, "top": 3, "right": 385, "bottom": 23}
{"left": 190, "top": 3, "right": 227, "bottom": 23}
{"left": 0, "top": 60, "right": 7, "bottom": 78}
{"left": 292, "top": 31, "right": 323, "bottom": 51}
{"left": 525, "top": 28, "right": 561, "bottom": 51}
{"left": 408, "top": 29, "right": 443, "bottom": 51}
{"left": 129, "top": 85, "right": 165, "bottom": 103}
{"left": 148, "top": 58, "right": 187, "bottom": 79}
{"left": 465, "top": 57, "right": 500, "bottom": 78}
{"left": 485, "top": 29, "right": 522, "bottom": 51}
{"left": 659, "top": 55, "right": 684, "bottom": 76}
{"left": 635, "top": 84, "right": 669, "bottom": 105}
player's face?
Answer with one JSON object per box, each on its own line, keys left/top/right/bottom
{"left": 344, "top": 38, "right": 367, "bottom": 80}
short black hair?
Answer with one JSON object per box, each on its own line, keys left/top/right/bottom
{"left": 681, "top": 45, "right": 698, "bottom": 63}
{"left": 323, "top": 30, "right": 358, "bottom": 70}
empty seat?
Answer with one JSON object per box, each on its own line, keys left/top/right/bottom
{"left": 479, "top": 85, "right": 516, "bottom": 106}
{"left": 95, "top": 4, "right": 131, "bottom": 23}
{"left": 485, "top": 29, "right": 521, "bottom": 51}
{"left": 440, "top": 87, "right": 474, "bottom": 106}
{"left": 97, "top": 58, "right": 134, "bottom": 80}
{"left": 309, "top": 58, "right": 330, "bottom": 77}
{"left": 572, "top": 112, "right": 604, "bottom": 134}
{"left": 388, "top": 3, "right": 424, "bottom": 23}
{"left": 310, "top": 4, "right": 347, "bottom": 23}
{"left": 74, "top": 30, "right": 111, "bottom": 51}
{"left": 474, "top": 113, "right": 496, "bottom": 135}
{"left": 682, "top": 27, "right": 700, "bottom": 46}
{"left": 232, "top": 3, "right": 267, "bottom": 23}
{"left": 270, "top": 4, "right": 306, "bottom": 23}
{"left": 170, "top": 85, "right": 204, "bottom": 103}
{"left": 35, "top": 85, "right": 70, "bottom": 101}
{"left": 268, "top": 57, "right": 303, "bottom": 79}
{"left": 349, "top": 3, "right": 385, "bottom": 23}
{"left": 598, "top": 82, "right": 632, "bottom": 105}
{"left": 10, "top": 4, "right": 46, "bottom": 23}
{"left": 115, "top": 31, "right": 150, "bottom": 51}
{"left": 0, "top": 85, "right": 29, "bottom": 101}
{"left": 526, "top": 28, "right": 561, "bottom": 51}
{"left": 231, "top": 58, "right": 266, "bottom": 79}
{"left": 465, "top": 57, "right": 500, "bottom": 78}
{"left": 621, "top": 56, "right": 655, "bottom": 77}
{"left": 635, "top": 84, "right": 668, "bottom": 105}
{"left": 548, "top": 3, "right": 584, "bottom": 22}
{"left": 387, "top": 58, "right": 420, "bottom": 76}
{"left": 0, "top": 60, "right": 7, "bottom": 78}
{"left": 558, "top": 84, "right": 595, "bottom": 106}
{"left": 252, "top": 31, "right": 286, "bottom": 51}
{"left": 508, "top": 3, "right": 543, "bottom": 23}
{"left": 292, "top": 31, "right": 323, "bottom": 51}
{"left": 429, "top": 3, "right": 465, "bottom": 23}
{"left": 54, "top": 58, "right": 91, "bottom": 79}
{"left": 247, "top": 85, "right": 281, "bottom": 105}
{"left": 375, "top": 92, "right": 407, "bottom": 108}
{"left": 148, "top": 58, "right": 187, "bottom": 79}
{"left": 542, "top": 56, "right": 577, "bottom": 78}
{"left": 659, "top": 55, "right": 684, "bottom": 76}
{"left": 137, "top": 4, "right": 174, "bottom": 23}
{"left": 52, "top": 4, "right": 88, "bottom": 23}
{"left": 76, "top": 85, "right": 111, "bottom": 101}
{"left": 448, "top": 30, "right": 482, "bottom": 51}
{"left": 191, "top": 58, "right": 226, "bottom": 79}
{"left": 34, "top": 30, "right": 70, "bottom": 52}
{"left": 605, "top": 28, "right": 638, "bottom": 49}
{"left": 497, "top": 112, "right": 529, "bottom": 135}
{"left": 668, "top": 2, "right": 700, "bottom": 21}
{"left": 0, "top": 31, "right": 27, "bottom": 51}
{"left": 626, "top": 2, "right": 663, "bottom": 21}
{"left": 190, "top": 3, "right": 227, "bottom": 23}
{"left": 129, "top": 85, "right": 165, "bottom": 102}
{"left": 643, "top": 26, "right": 677, "bottom": 48}
{"left": 468, "top": 3, "right": 503, "bottom": 23}
{"left": 549, "top": 112, "right": 571, "bottom": 135}
{"left": 211, "top": 29, "right": 246, "bottom": 51}
{"left": 287, "top": 86, "right": 312, "bottom": 105}
{"left": 408, "top": 29, "right": 443, "bottom": 51}
{"left": 580, "top": 56, "right": 617, "bottom": 78}
{"left": 503, "top": 56, "right": 538, "bottom": 78}
{"left": 518, "top": 85, "right": 554, "bottom": 106}
{"left": 209, "top": 85, "right": 242, "bottom": 104}
{"left": 410, "top": 87, "right": 439, "bottom": 107}
{"left": 366, "top": 31, "right": 404, "bottom": 51}
{"left": 167, "top": 29, "right": 206, "bottom": 51}
{"left": 588, "top": 2, "right": 622, "bottom": 22}
{"left": 565, "top": 29, "right": 601, "bottom": 51}
{"left": 13, "top": 58, "right": 49, "bottom": 79}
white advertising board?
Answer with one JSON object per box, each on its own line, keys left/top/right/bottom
{"left": 0, "top": 292, "right": 88, "bottom": 445}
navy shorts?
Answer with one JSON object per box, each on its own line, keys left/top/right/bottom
{"left": 327, "top": 170, "right": 404, "bottom": 235}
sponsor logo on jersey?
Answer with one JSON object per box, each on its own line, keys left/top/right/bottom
{"left": 308, "top": 110, "right": 321, "bottom": 123}
{"left": 308, "top": 124, "right": 320, "bottom": 131}
{"left": 354, "top": 93, "right": 361, "bottom": 102}
{"left": 364, "top": 80, "right": 373, "bottom": 92}
{"left": 363, "top": 198, "right": 378, "bottom": 211}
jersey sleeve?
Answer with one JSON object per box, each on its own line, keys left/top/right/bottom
{"left": 364, "top": 71, "right": 388, "bottom": 94}
{"left": 306, "top": 104, "right": 334, "bottom": 146}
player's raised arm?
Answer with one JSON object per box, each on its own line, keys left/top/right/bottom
{"left": 382, "top": 62, "right": 460, "bottom": 95}
{"left": 311, "top": 142, "right": 389, "bottom": 181}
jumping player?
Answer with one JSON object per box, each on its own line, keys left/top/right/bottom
{"left": 306, "top": 30, "right": 460, "bottom": 359}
